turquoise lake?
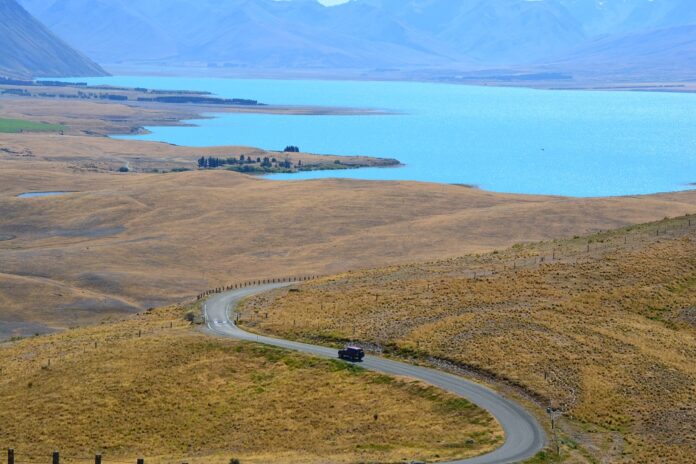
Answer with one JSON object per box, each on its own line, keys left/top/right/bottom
{"left": 77, "top": 76, "right": 696, "bottom": 197}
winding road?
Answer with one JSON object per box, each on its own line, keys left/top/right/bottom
{"left": 204, "top": 284, "right": 546, "bottom": 464}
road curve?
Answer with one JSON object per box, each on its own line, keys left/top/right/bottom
{"left": 204, "top": 284, "right": 546, "bottom": 464}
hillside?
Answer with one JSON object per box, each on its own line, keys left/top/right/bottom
{"left": 241, "top": 216, "right": 696, "bottom": 463}
{"left": 554, "top": 25, "right": 696, "bottom": 77}
{"left": 2, "top": 127, "right": 696, "bottom": 340}
{"left": 0, "top": 0, "right": 106, "bottom": 79}
{"left": 380, "top": 0, "right": 586, "bottom": 65}
{"left": 18, "top": 0, "right": 464, "bottom": 69}
{"left": 558, "top": 0, "right": 696, "bottom": 36}
{"left": 0, "top": 303, "right": 501, "bottom": 463}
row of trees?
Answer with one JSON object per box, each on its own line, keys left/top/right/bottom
{"left": 197, "top": 155, "right": 298, "bottom": 169}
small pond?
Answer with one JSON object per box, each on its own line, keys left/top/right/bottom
{"left": 17, "top": 191, "right": 73, "bottom": 198}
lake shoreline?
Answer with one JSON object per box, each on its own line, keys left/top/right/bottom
{"left": 102, "top": 64, "right": 696, "bottom": 95}
{"left": 4, "top": 75, "right": 696, "bottom": 197}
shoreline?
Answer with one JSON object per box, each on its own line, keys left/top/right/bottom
{"left": 101, "top": 64, "right": 696, "bottom": 95}
{"left": 2, "top": 81, "right": 695, "bottom": 197}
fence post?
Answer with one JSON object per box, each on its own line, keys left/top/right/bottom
{"left": 137, "top": 459, "right": 144, "bottom": 464}
{"left": 7, "top": 448, "right": 14, "bottom": 464}
{"left": 95, "top": 454, "right": 102, "bottom": 464}
{"left": 53, "top": 451, "right": 60, "bottom": 464}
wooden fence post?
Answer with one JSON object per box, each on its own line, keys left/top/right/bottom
{"left": 53, "top": 451, "right": 60, "bottom": 464}
{"left": 95, "top": 454, "right": 102, "bottom": 464}
{"left": 7, "top": 448, "right": 14, "bottom": 464}
{"left": 137, "top": 459, "right": 144, "bottom": 464}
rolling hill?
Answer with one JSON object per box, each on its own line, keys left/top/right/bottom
{"left": 240, "top": 215, "right": 696, "bottom": 463}
{"left": 0, "top": 0, "right": 106, "bottom": 79}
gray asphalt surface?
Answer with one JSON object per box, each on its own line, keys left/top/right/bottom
{"left": 204, "top": 284, "right": 546, "bottom": 464}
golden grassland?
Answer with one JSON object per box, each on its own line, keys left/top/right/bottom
{"left": 0, "top": 131, "right": 391, "bottom": 174}
{"left": 0, "top": 304, "right": 502, "bottom": 464}
{"left": 240, "top": 216, "right": 696, "bottom": 463}
{"left": 0, "top": 96, "right": 196, "bottom": 136}
{"left": 0, "top": 95, "right": 383, "bottom": 137}
{"left": 2, "top": 132, "right": 696, "bottom": 338}
{"left": 1, "top": 97, "right": 696, "bottom": 338}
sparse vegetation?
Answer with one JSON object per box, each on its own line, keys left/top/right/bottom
{"left": 241, "top": 215, "right": 696, "bottom": 463}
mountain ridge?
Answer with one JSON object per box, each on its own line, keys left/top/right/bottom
{"left": 14, "top": 0, "right": 696, "bottom": 80}
{"left": 0, "top": 0, "right": 107, "bottom": 79}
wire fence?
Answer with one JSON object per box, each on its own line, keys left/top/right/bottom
{"left": 446, "top": 216, "right": 696, "bottom": 281}
{"left": 196, "top": 217, "right": 696, "bottom": 300}
{"left": 197, "top": 275, "right": 323, "bottom": 300}
{"left": 5, "top": 450, "right": 148, "bottom": 464}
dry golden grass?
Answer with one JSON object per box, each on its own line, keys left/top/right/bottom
{"left": 2, "top": 137, "right": 696, "bottom": 339}
{"left": 0, "top": 95, "right": 384, "bottom": 137}
{"left": 0, "top": 131, "right": 391, "bottom": 174}
{"left": 0, "top": 304, "right": 502, "bottom": 464}
{"left": 241, "top": 216, "right": 696, "bottom": 463}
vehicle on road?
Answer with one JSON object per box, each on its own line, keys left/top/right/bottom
{"left": 338, "top": 345, "right": 365, "bottom": 362}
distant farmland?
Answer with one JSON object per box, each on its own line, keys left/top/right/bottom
{"left": 0, "top": 118, "right": 64, "bottom": 133}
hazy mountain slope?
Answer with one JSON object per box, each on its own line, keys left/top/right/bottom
{"left": 436, "top": 0, "right": 586, "bottom": 64}
{"left": 558, "top": 0, "right": 696, "bottom": 36}
{"left": 20, "top": 0, "right": 466, "bottom": 68}
{"left": 557, "top": 24, "right": 696, "bottom": 75}
{"left": 0, "top": 0, "right": 106, "bottom": 78}
{"left": 15, "top": 0, "right": 696, "bottom": 75}
{"left": 363, "top": 0, "right": 586, "bottom": 65}
{"left": 296, "top": 3, "right": 467, "bottom": 67}
{"left": 19, "top": 0, "right": 177, "bottom": 63}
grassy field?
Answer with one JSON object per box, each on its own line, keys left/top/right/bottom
{"left": 0, "top": 117, "right": 64, "bottom": 133}
{"left": 0, "top": 94, "right": 383, "bottom": 137}
{"left": 1, "top": 136, "right": 696, "bottom": 339}
{"left": 0, "top": 304, "right": 502, "bottom": 464}
{"left": 240, "top": 216, "right": 696, "bottom": 463}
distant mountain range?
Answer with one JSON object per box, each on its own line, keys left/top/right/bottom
{"left": 0, "top": 0, "right": 106, "bottom": 79}
{"left": 552, "top": 23, "right": 696, "bottom": 77}
{"left": 6, "top": 0, "right": 696, "bottom": 81}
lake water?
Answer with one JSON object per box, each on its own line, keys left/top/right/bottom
{"left": 17, "top": 191, "right": 72, "bottom": 198}
{"left": 76, "top": 76, "right": 696, "bottom": 197}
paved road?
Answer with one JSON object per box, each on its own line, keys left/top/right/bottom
{"left": 204, "top": 284, "right": 546, "bottom": 464}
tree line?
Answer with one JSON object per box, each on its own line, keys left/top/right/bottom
{"left": 198, "top": 155, "right": 297, "bottom": 169}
